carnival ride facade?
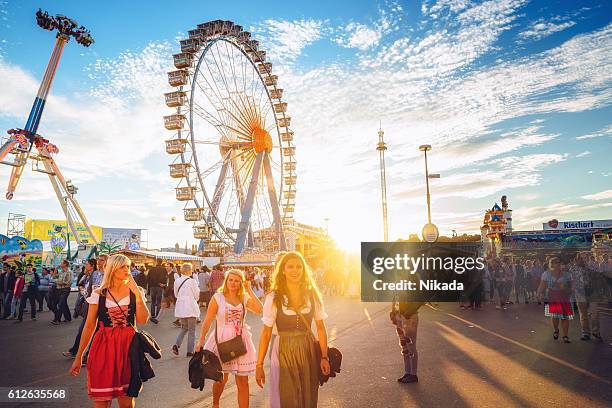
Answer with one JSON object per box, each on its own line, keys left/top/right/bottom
{"left": 0, "top": 10, "right": 97, "bottom": 247}
{"left": 481, "top": 196, "right": 610, "bottom": 257}
{"left": 164, "top": 20, "right": 295, "bottom": 255}
{"left": 481, "top": 195, "right": 513, "bottom": 241}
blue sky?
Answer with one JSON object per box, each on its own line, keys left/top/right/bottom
{"left": 0, "top": 0, "right": 610, "bottom": 251}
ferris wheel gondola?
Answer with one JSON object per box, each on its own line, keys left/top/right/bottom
{"left": 164, "top": 20, "right": 296, "bottom": 254}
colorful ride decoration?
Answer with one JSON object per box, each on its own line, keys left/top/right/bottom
{"left": 0, "top": 234, "right": 43, "bottom": 268}
{"left": 164, "top": 20, "right": 293, "bottom": 255}
{"left": 97, "top": 240, "right": 123, "bottom": 255}
{"left": 50, "top": 226, "right": 67, "bottom": 255}
{"left": 480, "top": 195, "right": 513, "bottom": 255}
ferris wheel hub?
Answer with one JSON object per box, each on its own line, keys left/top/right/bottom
{"left": 252, "top": 127, "right": 272, "bottom": 154}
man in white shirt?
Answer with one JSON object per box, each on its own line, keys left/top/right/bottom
{"left": 172, "top": 263, "right": 200, "bottom": 357}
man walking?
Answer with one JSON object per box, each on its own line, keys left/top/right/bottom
{"left": 0, "top": 263, "right": 7, "bottom": 317}
{"left": 513, "top": 259, "right": 527, "bottom": 304}
{"left": 63, "top": 258, "right": 96, "bottom": 358}
{"left": 1, "top": 265, "right": 16, "bottom": 319}
{"left": 15, "top": 264, "right": 40, "bottom": 323}
{"left": 51, "top": 260, "right": 73, "bottom": 325}
{"left": 391, "top": 299, "right": 424, "bottom": 383}
{"left": 147, "top": 259, "right": 167, "bottom": 324}
{"left": 197, "top": 266, "right": 211, "bottom": 307}
{"left": 164, "top": 262, "right": 181, "bottom": 327}
{"left": 90, "top": 254, "right": 108, "bottom": 290}
{"left": 37, "top": 268, "right": 52, "bottom": 311}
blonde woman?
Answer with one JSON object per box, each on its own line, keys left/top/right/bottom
{"left": 69, "top": 254, "right": 150, "bottom": 407}
{"left": 256, "top": 251, "right": 330, "bottom": 408}
{"left": 195, "top": 269, "right": 263, "bottom": 408}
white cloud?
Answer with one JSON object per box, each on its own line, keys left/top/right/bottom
{"left": 581, "top": 189, "right": 612, "bottom": 201}
{"left": 425, "top": 0, "right": 472, "bottom": 17}
{"left": 576, "top": 124, "right": 612, "bottom": 140}
{"left": 575, "top": 150, "right": 591, "bottom": 158}
{"left": 515, "top": 193, "right": 540, "bottom": 201}
{"left": 519, "top": 19, "right": 576, "bottom": 41}
{"left": 335, "top": 23, "right": 382, "bottom": 50}
{"left": 369, "top": 0, "right": 528, "bottom": 79}
{"left": 393, "top": 154, "right": 567, "bottom": 200}
{"left": 250, "top": 19, "right": 324, "bottom": 63}
{"left": 334, "top": 3, "right": 403, "bottom": 51}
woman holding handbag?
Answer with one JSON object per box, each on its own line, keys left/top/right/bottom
{"left": 68, "top": 254, "right": 150, "bottom": 407}
{"left": 195, "top": 269, "right": 263, "bottom": 408}
{"left": 256, "top": 251, "right": 331, "bottom": 408}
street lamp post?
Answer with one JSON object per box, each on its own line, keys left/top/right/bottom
{"left": 419, "top": 145, "right": 440, "bottom": 242}
{"left": 419, "top": 144, "right": 432, "bottom": 224}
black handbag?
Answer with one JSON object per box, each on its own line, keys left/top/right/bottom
{"left": 215, "top": 301, "right": 247, "bottom": 363}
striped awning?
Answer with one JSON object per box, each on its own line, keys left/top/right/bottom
{"left": 120, "top": 249, "right": 214, "bottom": 262}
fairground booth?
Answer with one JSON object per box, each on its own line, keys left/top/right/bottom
{"left": 119, "top": 248, "right": 220, "bottom": 269}
{"left": 481, "top": 196, "right": 612, "bottom": 259}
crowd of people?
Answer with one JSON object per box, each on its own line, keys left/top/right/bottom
{"left": 0, "top": 260, "right": 79, "bottom": 323}
{"left": 63, "top": 251, "right": 333, "bottom": 407}
{"left": 2, "top": 249, "right": 610, "bottom": 407}
{"left": 457, "top": 252, "right": 611, "bottom": 342}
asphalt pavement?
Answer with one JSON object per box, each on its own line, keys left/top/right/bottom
{"left": 1, "top": 293, "right": 611, "bottom": 407}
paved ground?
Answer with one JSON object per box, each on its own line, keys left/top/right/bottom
{"left": 1, "top": 294, "right": 611, "bottom": 407}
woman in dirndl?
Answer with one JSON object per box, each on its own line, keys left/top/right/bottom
{"left": 195, "top": 269, "right": 263, "bottom": 408}
{"left": 537, "top": 257, "right": 573, "bottom": 343}
{"left": 256, "top": 251, "right": 331, "bottom": 408}
{"left": 69, "top": 254, "right": 150, "bottom": 407}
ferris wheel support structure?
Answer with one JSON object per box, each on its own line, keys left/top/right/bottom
{"left": 0, "top": 10, "right": 97, "bottom": 246}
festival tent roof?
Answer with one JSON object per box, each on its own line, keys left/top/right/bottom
{"left": 121, "top": 248, "right": 212, "bottom": 262}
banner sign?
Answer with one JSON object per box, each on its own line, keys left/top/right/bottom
{"left": 543, "top": 219, "right": 612, "bottom": 230}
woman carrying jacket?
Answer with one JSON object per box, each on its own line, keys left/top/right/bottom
{"left": 69, "top": 254, "right": 150, "bottom": 407}
{"left": 195, "top": 269, "right": 263, "bottom": 408}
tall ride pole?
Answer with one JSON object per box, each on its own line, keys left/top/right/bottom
{"left": 4, "top": 34, "right": 68, "bottom": 200}
{"left": 377, "top": 123, "right": 389, "bottom": 241}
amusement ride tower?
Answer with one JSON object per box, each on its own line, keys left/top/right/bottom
{"left": 0, "top": 10, "right": 97, "bottom": 246}
{"left": 377, "top": 123, "right": 389, "bottom": 241}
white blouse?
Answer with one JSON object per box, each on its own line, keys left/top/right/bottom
{"left": 86, "top": 286, "right": 147, "bottom": 307}
{"left": 262, "top": 292, "right": 328, "bottom": 334}
{"left": 174, "top": 276, "right": 201, "bottom": 318}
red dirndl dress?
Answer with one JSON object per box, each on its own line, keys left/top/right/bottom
{"left": 86, "top": 290, "right": 136, "bottom": 401}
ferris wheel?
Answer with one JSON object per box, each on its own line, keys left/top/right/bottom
{"left": 164, "top": 20, "right": 295, "bottom": 254}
